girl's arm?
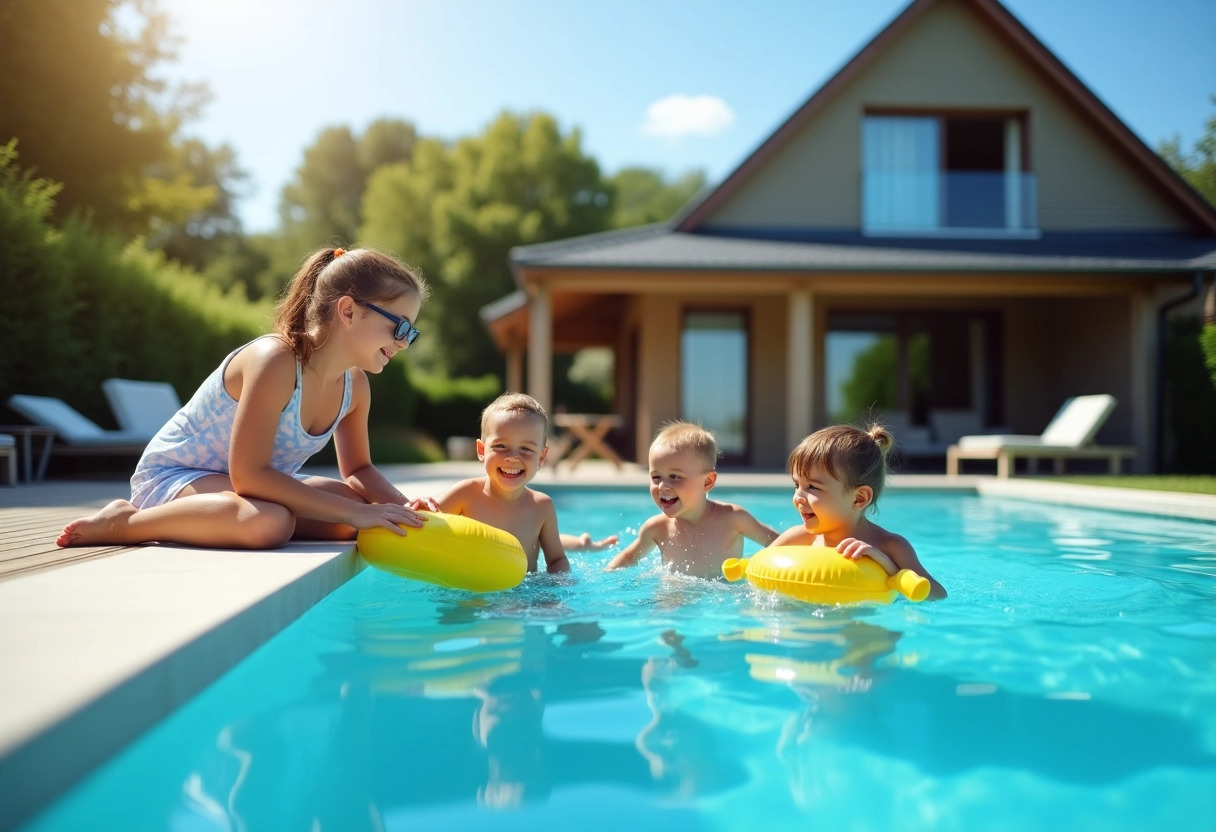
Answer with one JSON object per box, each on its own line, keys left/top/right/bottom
{"left": 837, "top": 534, "right": 947, "bottom": 600}
{"left": 537, "top": 497, "right": 570, "bottom": 573}
{"left": 333, "top": 370, "right": 435, "bottom": 508}
{"left": 227, "top": 343, "right": 423, "bottom": 533}
{"left": 604, "top": 518, "right": 660, "bottom": 570}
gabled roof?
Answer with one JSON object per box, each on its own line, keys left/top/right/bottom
{"left": 673, "top": 0, "right": 1216, "bottom": 236}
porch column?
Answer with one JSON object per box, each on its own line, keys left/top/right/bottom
{"left": 528, "top": 282, "right": 552, "bottom": 412}
{"left": 1129, "top": 290, "right": 1154, "bottom": 473}
{"left": 505, "top": 347, "right": 523, "bottom": 394}
{"left": 786, "top": 288, "right": 814, "bottom": 451}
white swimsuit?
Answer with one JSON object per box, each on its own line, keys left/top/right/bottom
{"left": 130, "top": 338, "right": 352, "bottom": 508}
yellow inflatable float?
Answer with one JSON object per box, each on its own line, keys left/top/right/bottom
{"left": 358, "top": 512, "right": 527, "bottom": 592}
{"left": 722, "top": 545, "right": 929, "bottom": 605}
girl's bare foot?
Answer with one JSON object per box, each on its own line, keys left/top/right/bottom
{"left": 57, "top": 500, "right": 139, "bottom": 547}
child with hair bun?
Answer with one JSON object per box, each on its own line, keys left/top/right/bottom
{"left": 58, "top": 246, "right": 436, "bottom": 548}
{"left": 770, "top": 424, "right": 946, "bottom": 599}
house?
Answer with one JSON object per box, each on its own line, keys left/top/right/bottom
{"left": 482, "top": 0, "right": 1216, "bottom": 470}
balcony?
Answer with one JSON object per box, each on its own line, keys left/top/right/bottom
{"left": 862, "top": 170, "right": 1038, "bottom": 237}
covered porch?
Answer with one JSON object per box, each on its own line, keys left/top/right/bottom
{"left": 484, "top": 260, "right": 1165, "bottom": 470}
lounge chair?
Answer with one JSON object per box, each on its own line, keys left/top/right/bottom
{"left": 102, "top": 378, "right": 182, "bottom": 437}
{"left": 946, "top": 394, "right": 1134, "bottom": 477}
{"left": 6, "top": 394, "right": 154, "bottom": 481}
{"left": 0, "top": 434, "right": 15, "bottom": 486}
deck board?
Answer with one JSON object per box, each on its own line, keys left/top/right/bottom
{"left": 0, "top": 488, "right": 135, "bottom": 580}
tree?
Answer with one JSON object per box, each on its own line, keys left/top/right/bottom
{"left": 279, "top": 118, "right": 418, "bottom": 249}
{"left": 0, "top": 0, "right": 223, "bottom": 235}
{"left": 1159, "top": 95, "right": 1216, "bottom": 208}
{"left": 609, "top": 167, "right": 707, "bottom": 228}
{"left": 361, "top": 112, "right": 613, "bottom": 378}
{"left": 149, "top": 138, "right": 249, "bottom": 270}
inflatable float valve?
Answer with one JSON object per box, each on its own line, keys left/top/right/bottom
{"left": 888, "top": 569, "right": 930, "bottom": 602}
{"left": 721, "top": 557, "right": 749, "bottom": 582}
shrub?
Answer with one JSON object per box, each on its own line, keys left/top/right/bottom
{"left": 1203, "top": 323, "right": 1216, "bottom": 391}
{"left": 1164, "top": 318, "right": 1216, "bottom": 473}
{"left": 412, "top": 373, "right": 502, "bottom": 441}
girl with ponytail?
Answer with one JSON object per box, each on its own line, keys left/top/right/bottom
{"left": 771, "top": 423, "right": 947, "bottom": 599}
{"left": 59, "top": 246, "right": 436, "bottom": 549}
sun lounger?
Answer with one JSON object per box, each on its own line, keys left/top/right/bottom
{"left": 6, "top": 394, "right": 153, "bottom": 481}
{"left": 946, "top": 394, "right": 1135, "bottom": 477}
{"left": 102, "top": 378, "right": 181, "bottom": 437}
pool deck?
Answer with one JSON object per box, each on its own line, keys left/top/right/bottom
{"left": 1, "top": 462, "right": 1214, "bottom": 828}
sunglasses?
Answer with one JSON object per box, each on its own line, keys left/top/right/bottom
{"left": 360, "top": 302, "right": 420, "bottom": 345}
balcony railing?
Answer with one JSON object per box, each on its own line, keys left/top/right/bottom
{"left": 862, "top": 171, "right": 1038, "bottom": 236}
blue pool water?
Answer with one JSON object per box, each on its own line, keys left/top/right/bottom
{"left": 22, "top": 489, "right": 1216, "bottom": 831}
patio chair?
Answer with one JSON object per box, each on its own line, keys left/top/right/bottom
{"left": 102, "top": 378, "right": 182, "bottom": 437}
{"left": 945, "top": 394, "right": 1134, "bottom": 477}
{"left": 6, "top": 394, "right": 154, "bottom": 481}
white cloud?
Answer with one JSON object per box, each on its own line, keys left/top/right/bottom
{"left": 641, "top": 94, "right": 735, "bottom": 138}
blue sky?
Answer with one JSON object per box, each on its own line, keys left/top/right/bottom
{"left": 159, "top": 0, "right": 1216, "bottom": 233}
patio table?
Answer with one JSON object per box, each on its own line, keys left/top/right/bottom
{"left": 0, "top": 426, "right": 56, "bottom": 482}
{"left": 552, "top": 414, "right": 625, "bottom": 471}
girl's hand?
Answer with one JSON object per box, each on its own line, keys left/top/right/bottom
{"left": 406, "top": 496, "right": 439, "bottom": 512}
{"left": 350, "top": 502, "right": 430, "bottom": 535}
{"left": 836, "top": 537, "right": 877, "bottom": 560}
{"left": 837, "top": 538, "right": 897, "bottom": 576}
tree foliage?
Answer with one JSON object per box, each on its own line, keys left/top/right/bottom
{"left": 609, "top": 167, "right": 707, "bottom": 228}
{"left": 279, "top": 118, "right": 418, "bottom": 250}
{"left": 0, "top": 143, "right": 267, "bottom": 422}
{"left": 0, "top": 0, "right": 238, "bottom": 240}
{"left": 1160, "top": 95, "right": 1216, "bottom": 208}
{"left": 361, "top": 112, "right": 613, "bottom": 377}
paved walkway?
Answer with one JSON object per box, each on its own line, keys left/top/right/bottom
{"left": 1, "top": 462, "right": 1213, "bottom": 828}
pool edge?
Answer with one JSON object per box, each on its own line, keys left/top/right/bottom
{"left": 0, "top": 545, "right": 366, "bottom": 831}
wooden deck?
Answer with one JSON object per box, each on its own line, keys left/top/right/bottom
{"left": 0, "top": 481, "right": 134, "bottom": 580}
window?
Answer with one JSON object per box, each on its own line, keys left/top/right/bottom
{"left": 826, "top": 310, "right": 1003, "bottom": 429}
{"left": 863, "top": 113, "right": 1036, "bottom": 236}
{"left": 681, "top": 311, "right": 749, "bottom": 459}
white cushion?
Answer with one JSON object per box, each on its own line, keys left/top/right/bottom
{"left": 6, "top": 394, "right": 148, "bottom": 446}
{"left": 102, "top": 378, "right": 181, "bottom": 437}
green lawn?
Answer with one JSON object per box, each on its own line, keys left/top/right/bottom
{"left": 1050, "top": 476, "right": 1216, "bottom": 495}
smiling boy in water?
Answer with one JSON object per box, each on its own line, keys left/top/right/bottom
{"left": 431, "top": 393, "right": 571, "bottom": 574}
{"left": 605, "top": 422, "right": 779, "bottom": 579}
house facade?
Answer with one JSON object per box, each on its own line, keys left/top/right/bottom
{"left": 483, "top": 0, "right": 1216, "bottom": 470}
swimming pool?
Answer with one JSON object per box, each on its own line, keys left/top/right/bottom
{"left": 21, "top": 488, "right": 1216, "bottom": 831}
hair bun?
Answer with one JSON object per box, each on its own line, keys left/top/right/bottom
{"left": 867, "top": 424, "right": 894, "bottom": 454}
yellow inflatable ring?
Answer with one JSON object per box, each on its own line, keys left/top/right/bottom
{"left": 358, "top": 512, "right": 527, "bottom": 592}
{"left": 722, "top": 545, "right": 929, "bottom": 605}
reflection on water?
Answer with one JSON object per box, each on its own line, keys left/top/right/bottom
{"left": 22, "top": 491, "right": 1216, "bottom": 832}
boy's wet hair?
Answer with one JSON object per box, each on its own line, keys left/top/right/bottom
{"left": 788, "top": 423, "right": 894, "bottom": 509}
{"left": 274, "top": 246, "right": 430, "bottom": 362}
{"left": 650, "top": 420, "right": 719, "bottom": 472}
{"left": 481, "top": 393, "right": 549, "bottom": 442}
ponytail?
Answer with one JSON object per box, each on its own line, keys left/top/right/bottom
{"left": 272, "top": 246, "right": 429, "bottom": 362}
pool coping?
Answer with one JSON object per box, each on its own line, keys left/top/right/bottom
{"left": 1, "top": 463, "right": 1213, "bottom": 827}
